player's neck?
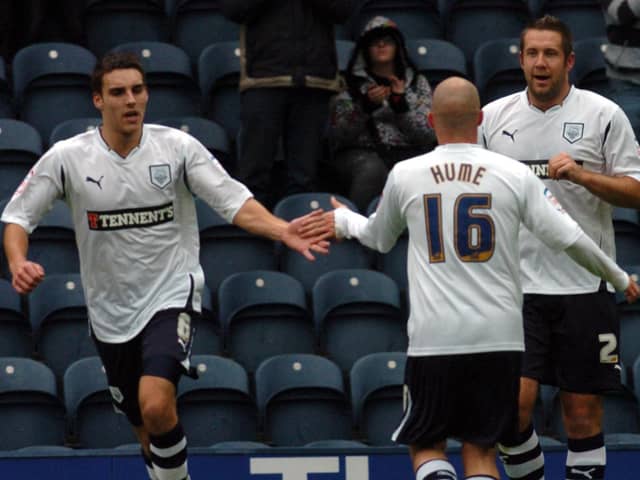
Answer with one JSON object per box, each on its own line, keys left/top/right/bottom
{"left": 99, "top": 126, "right": 143, "bottom": 158}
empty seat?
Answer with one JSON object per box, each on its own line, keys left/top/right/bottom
{"left": 312, "top": 269, "right": 405, "bottom": 372}
{"left": 12, "top": 43, "right": 97, "bottom": 142}
{"left": 351, "top": 0, "right": 443, "bottom": 40}
{"left": 571, "top": 37, "right": 611, "bottom": 96}
{"left": 474, "top": 38, "right": 526, "bottom": 105}
{"left": 0, "top": 278, "right": 32, "bottom": 357}
{"left": 190, "top": 285, "right": 223, "bottom": 356}
{"left": 198, "top": 41, "right": 242, "bottom": 139}
{"left": 195, "top": 198, "right": 277, "bottom": 295}
{"left": 0, "top": 357, "right": 66, "bottom": 449}
{"left": 0, "top": 57, "right": 13, "bottom": 118}
{"left": 444, "top": 0, "right": 531, "bottom": 69}
{"left": 110, "top": 42, "right": 201, "bottom": 121}
{"left": 177, "top": 355, "right": 258, "bottom": 446}
{"left": 28, "top": 273, "right": 96, "bottom": 380}
{"left": 273, "top": 193, "right": 372, "bottom": 295}
{"left": 405, "top": 38, "right": 468, "bottom": 87}
{"left": 49, "top": 118, "right": 102, "bottom": 147}
{"left": 537, "top": 0, "right": 606, "bottom": 40}
{"left": 84, "top": 0, "right": 170, "bottom": 57}
{"left": 0, "top": 119, "right": 42, "bottom": 203}
{"left": 172, "top": 0, "right": 240, "bottom": 65}
{"left": 156, "top": 116, "right": 234, "bottom": 174}
{"left": 218, "top": 270, "right": 314, "bottom": 373}
{"left": 255, "top": 354, "right": 351, "bottom": 446}
{"left": 63, "top": 356, "right": 136, "bottom": 448}
{"left": 350, "top": 352, "right": 406, "bottom": 445}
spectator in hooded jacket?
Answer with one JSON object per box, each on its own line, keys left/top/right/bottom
{"left": 330, "top": 16, "right": 437, "bottom": 212}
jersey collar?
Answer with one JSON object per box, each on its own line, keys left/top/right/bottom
{"left": 94, "top": 124, "right": 148, "bottom": 159}
{"left": 522, "top": 85, "right": 576, "bottom": 114}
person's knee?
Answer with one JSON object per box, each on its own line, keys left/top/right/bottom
{"left": 562, "top": 397, "right": 603, "bottom": 436}
{"left": 140, "top": 391, "right": 177, "bottom": 434}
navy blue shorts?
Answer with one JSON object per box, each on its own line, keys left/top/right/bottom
{"left": 92, "top": 308, "right": 198, "bottom": 426}
{"left": 522, "top": 288, "right": 621, "bottom": 393}
{"left": 393, "top": 351, "right": 522, "bottom": 448}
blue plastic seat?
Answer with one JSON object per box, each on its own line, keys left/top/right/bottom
{"left": 351, "top": 0, "right": 443, "bottom": 40}
{"left": 350, "top": 352, "right": 406, "bottom": 445}
{"left": 172, "top": 0, "right": 240, "bottom": 65}
{"left": 570, "top": 37, "right": 612, "bottom": 96}
{"left": 218, "top": 270, "right": 314, "bottom": 373}
{"left": 190, "top": 285, "right": 223, "bottom": 356}
{"left": 198, "top": 41, "right": 242, "bottom": 139}
{"left": 273, "top": 193, "right": 372, "bottom": 296}
{"left": 110, "top": 42, "right": 201, "bottom": 121}
{"left": 0, "top": 357, "right": 66, "bottom": 449}
{"left": 405, "top": 38, "right": 468, "bottom": 87}
{"left": 473, "top": 38, "right": 526, "bottom": 105}
{"left": 312, "top": 269, "right": 405, "bottom": 373}
{"left": 12, "top": 43, "right": 97, "bottom": 142}
{"left": 0, "top": 119, "right": 42, "bottom": 203}
{"left": 535, "top": 0, "right": 606, "bottom": 40}
{"left": 63, "top": 356, "right": 137, "bottom": 448}
{"left": 177, "top": 355, "right": 258, "bottom": 446}
{"left": 0, "top": 278, "right": 32, "bottom": 357}
{"left": 255, "top": 354, "right": 351, "bottom": 446}
{"left": 0, "top": 57, "right": 13, "bottom": 118}
{"left": 83, "top": 0, "right": 170, "bottom": 57}
{"left": 28, "top": 273, "right": 96, "bottom": 380}
{"left": 49, "top": 118, "right": 102, "bottom": 147}
{"left": 195, "top": 198, "right": 277, "bottom": 296}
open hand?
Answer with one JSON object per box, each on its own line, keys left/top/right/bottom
{"left": 283, "top": 209, "right": 332, "bottom": 261}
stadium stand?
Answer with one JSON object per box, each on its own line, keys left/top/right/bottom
{"left": 473, "top": 37, "right": 527, "bottom": 105}
{"left": 0, "top": 57, "right": 12, "bottom": 118}
{"left": 534, "top": 0, "right": 606, "bottom": 40}
{"left": 48, "top": 118, "right": 101, "bottom": 147}
{"left": 351, "top": 0, "right": 443, "bottom": 40}
{"left": 405, "top": 38, "right": 468, "bottom": 87}
{"left": 0, "top": 119, "right": 42, "bottom": 202}
{"left": 0, "top": 278, "right": 31, "bottom": 358}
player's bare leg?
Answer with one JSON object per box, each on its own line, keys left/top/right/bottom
{"left": 461, "top": 442, "right": 499, "bottom": 479}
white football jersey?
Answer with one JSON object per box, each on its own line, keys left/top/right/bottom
{"left": 2, "top": 125, "right": 252, "bottom": 342}
{"left": 335, "top": 143, "right": 584, "bottom": 356}
{"left": 481, "top": 87, "right": 640, "bottom": 294}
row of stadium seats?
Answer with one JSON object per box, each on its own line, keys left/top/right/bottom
{"left": 44, "top": 0, "right": 606, "bottom": 65}
{"left": 3, "top": 350, "right": 640, "bottom": 452}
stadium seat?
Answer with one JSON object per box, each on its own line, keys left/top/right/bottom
{"left": 172, "top": 0, "right": 240, "bottom": 65}
{"left": 49, "top": 118, "right": 102, "bottom": 147}
{"left": 443, "top": 0, "right": 531, "bottom": 70}
{"left": 0, "top": 57, "right": 13, "bottom": 118}
{"left": 12, "top": 43, "right": 97, "bottom": 142}
{"left": 0, "top": 357, "right": 66, "bottom": 449}
{"left": 536, "top": 0, "right": 606, "bottom": 40}
{"left": 255, "top": 354, "right": 351, "bottom": 446}
{"left": 155, "top": 116, "right": 234, "bottom": 174}
{"left": 198, "top": 41, "right": 242, "bottom": 139}
{"left": 177, "top": 355, "right": 258, "bottom": 446}
{"left": 350, "top": 352, "right": 406, "bottom": 445}
{"left": 23, "top": 199, "right": 81, "bottom": 277}
{"left": 109, "top": 42, "right": 200, "bottom": 121}
{"left": 190, "top": 285, "right": 223, "bottom": 356}
{"left": 0, "top": 278, "right": 32, "bottom": 357}
{"left": 273, "top": 193, "right": 372, "bottom": 295}
{"left": 63, "top": 356, "right": 137, "bottom": 448}
{"left": 0, "top": 119, "right": 42, "bottom": 202}
{"left": 405, "top": 38, "right": 468, "bottom": 87}
{"left": 351, "top": 0, "right": 443, "bottom": 40}
{"left": 474, "top": 38, "right": 527, "bottom": 105}
{"left": 83, "top": 0, "right": 170, "bottom": 57}
{"left": 195, "top": 198, "right": 277, "bottom": 295}
{"left": 312, "top": 269, "right": 405, "bottom": 372}
{"left": 218, "top": 270, "right": 314, "bottom": 373}
{"left": 571, "top": 37, "right": 612, "bottom": 96}
{"left": 28, "top": 273, "right": 96, "bottom": 380}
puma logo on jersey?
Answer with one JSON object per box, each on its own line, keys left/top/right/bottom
{"left": 86, "top": 175, "right": 104, "bottom": 189}
{"left": 570, "top": 467, "right": 596, "bottom": 479}
{"left": 502, "top": 129, "right": 518, "bottom": 142}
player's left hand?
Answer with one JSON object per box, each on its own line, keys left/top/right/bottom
{"left": 624, "top": 274, "right": 640, "bottom": 304}
{"left": 548, "top": 152, "right": 583, "bottom": 182}
{"left": 284, "top": 209, "right": 331, "bottom": 261}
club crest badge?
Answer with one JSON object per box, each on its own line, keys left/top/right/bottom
{"left": 149, "top": 164, "right": 171, "bottom": 189}
{"left": 562, "top": 123, "right": 584, "bottom": 144}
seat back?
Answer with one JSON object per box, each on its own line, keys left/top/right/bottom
{"left": 0, "top": 119, "right": 42, "bottom": 201}
{"left": 255, "top": 354, "right": 351, "bottom": 445}
{"left": 473, "top": 38, "right": 526, "bottom": 105}
{"left": 0, "top": 278, "right": 32, "bottom": 357}
{"left": 12, "top": 43, "right": 97, "bottom": 141}
{"left": 571, "top": 37, "right": 610, "bottom": 95}
{"left": 538, "top": 0, "right": 606, "bottom": 40}
{"left": 350, "top": 352, "right": 406, "bottom": 445}
{"left": 405, "top": 38, "right": 468, "bottom": 87}
{"left": 351, "top": 0, "right": 443, "bottom": 40}
{"left": 49, "top": 118, "right": 102, "bottom": 147}
{"left": 63, "top": 356, "right": 137, "bottom": 447}
{"left": 0, "top": 57, "right": 13, "bottom": 118}
{"left": 218, "top": 270, "right": 314, "bottom": 373}
{"left": 177, "top": 355, "right": 258, "bottom": 445}
{"left": 0, "top": 357, "right": 66, "bottom": 449}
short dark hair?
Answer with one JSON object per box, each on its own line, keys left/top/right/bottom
{"left": 91, "top": 52, "right": 146, "bottom": 94}
{"left": 520, "top": 14, "right": 573, "bottom": 59}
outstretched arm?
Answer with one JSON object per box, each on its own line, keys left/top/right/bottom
{"left": 232, "top": 198, "right": 331, "bottom": 260}
{"left": 3, "top": 223, "right": 45, "bottom": 294}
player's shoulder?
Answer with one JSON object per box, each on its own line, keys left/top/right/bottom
{"left": 144, "top": 123, "right": 194, "bottom": 142}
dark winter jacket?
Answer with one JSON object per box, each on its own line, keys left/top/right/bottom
{"left": 219, "top": 0, "right": 355, "bottom": 92}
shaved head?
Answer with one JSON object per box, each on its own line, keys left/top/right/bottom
{"left": 431, "top": 77, "right": 481, "bottom": 133}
